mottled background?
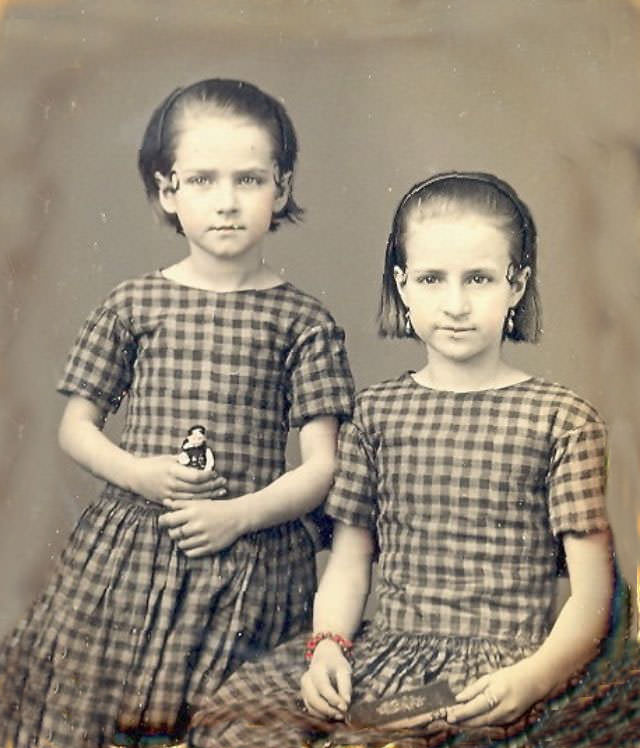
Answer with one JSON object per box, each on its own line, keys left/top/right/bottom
{"left": 1, "top": 0, "right": 639, "bottom": 638}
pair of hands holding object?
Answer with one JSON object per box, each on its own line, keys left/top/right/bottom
{"left": 301, "top": 639, "right": 544, "bottom": 729}
{"left": 130, "top": 430, "right": 243, "bottom": 558}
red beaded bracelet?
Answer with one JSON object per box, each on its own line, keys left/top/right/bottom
{"left": 304, "top": 632, "right": 354, "bottom": 663}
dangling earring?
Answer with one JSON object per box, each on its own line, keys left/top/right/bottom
{"left": 505, "top": 307, "right": 516, "bottom": 335}
{"left": 404, "top": 308, "right": 413, "bottom": 337}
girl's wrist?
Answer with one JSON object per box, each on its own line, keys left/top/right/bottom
{"left": 123, "top": 453, "right": 144, "bottom": 495}
{"left": 232, "top": 493, "right": 261, "bottom": 533}
{"left": 514, "top": 655, "right": 556, "bottom": 700}
{"left": 311, "top": 638, "right": 345, "bottom": 664}
{"left": 305, "top": 632, "right": 354, "bottom": 664}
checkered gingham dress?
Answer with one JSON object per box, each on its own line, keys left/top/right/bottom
{"left": 190, "top": 373, "right": 610, "bottom": 748}
{"left": 0, "top": 272, "right": 354, "bottom": 748}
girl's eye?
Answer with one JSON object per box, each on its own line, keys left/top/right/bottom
{"left": 469, "top": 274, "right": 491, "bottom": 285}
{"left": 417, "top": 274, "right": 440, "bottom": 285}
{"left": 187, "top": 175, "right": 212, "bottom": 186}
{"left": 237, "top": 175, "right": 263, "bottom": 186}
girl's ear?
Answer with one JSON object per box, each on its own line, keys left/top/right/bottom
{"left": 509, "top": 265, "right": 531, "bottom": 307}
{"left": 273, "top": 170, "right": 292, "bottom": 213}
{"left": 393, "top": 265, "right": 409, "bottom": 307}
{"left": 155, "top": 171, "right": 177, "bottom": 215}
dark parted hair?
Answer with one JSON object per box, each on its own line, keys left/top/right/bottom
{"left": 138, "top": 78, "right": 303, "bottom": 234}
{"left": 378, "top": 171, "right": 542, "bottom": 342}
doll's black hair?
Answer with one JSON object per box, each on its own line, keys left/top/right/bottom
{"left": 378, "top": 171, "right": 542, "bottom": 342}
{"left": 138, "top": 78, "right": 303, "bottom": 234}
{"left": 187, "top": 425, "right": 206, "bottom": 435}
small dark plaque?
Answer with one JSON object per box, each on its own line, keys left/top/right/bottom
{"left": 347, "top": 680, "right": 456, "bottom": 730}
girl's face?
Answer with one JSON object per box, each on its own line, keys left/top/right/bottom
{"left": 395, "top": 209, "right": 529, "bottom": 367}
{"left": 158, "top": 110, "right": 289, "bottom": 263}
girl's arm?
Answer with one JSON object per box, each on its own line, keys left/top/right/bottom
{"left": 158, "top": 415, "right": 340, "bottom": 555}
{"left": 448, "top": 529, "right": 613, "bottom": 727}
{"left": 301, "top": 521, "right": 375, "bottom": 718}
{"left": 58, "top": 395, "right": 227, "bottom": 502}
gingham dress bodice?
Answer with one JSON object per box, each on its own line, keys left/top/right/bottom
{"left": 326, "top": 374, "right": 609, "bottom": 645}
{"left": 57, "top": 272, "right": 354, "bottom": 503}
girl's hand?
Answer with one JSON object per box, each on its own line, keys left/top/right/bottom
{"left": 130, "top": 455, "right": 227, "bottom": 504}
{"left": 300, "top": 639, "right": 352, "bottom": 720}
{"left": 158, "top": 498, "right": 246, "bottom": 556}
{"left": 446, "top": 659, "right": 545, "bottom": 727}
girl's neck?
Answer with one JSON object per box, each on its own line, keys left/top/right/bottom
{"left": 164, "top": 253, "right": 283, "bottom": 293}
{"left": 414, "top": 352, "right": 529, "bottom": 393}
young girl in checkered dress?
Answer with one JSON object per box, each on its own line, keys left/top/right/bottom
{"left": 190, "top": 172, "right": 614, "bottom": 747}
{"left": 0, "top": 79, "right": 354, "bottom": 748}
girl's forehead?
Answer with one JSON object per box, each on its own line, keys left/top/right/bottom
{"left": 173, "top": 109, "right": 275, "bottom": 164}
{"left": 406, "top": 204, "right": 506, "bottom": 231}
{"left": 404, "top": 209, "right": 512, "bottom": 265}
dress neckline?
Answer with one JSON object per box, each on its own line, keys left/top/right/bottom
{"left": 154, "top": 269, "right": 290, "bottom": 295}
{"left": 405, "top": 371, "right": 537, "bottom": 395}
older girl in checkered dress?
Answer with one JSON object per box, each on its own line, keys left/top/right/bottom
{"left": 0, "top": 79, "right": 354, "bottom": 747}
{"left": 190, "top": 172, "right": 613, "bottom": 747}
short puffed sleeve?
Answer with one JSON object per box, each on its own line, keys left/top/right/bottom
{"left": 286, "top": 322, "right": 354, "bottom": 428}
{"left": 325, "top": 415, "right": 379, "bottom": 531}
{"left": 56, "top": 305, "right": 137, "bottom": 414}
{"left": 546, "top": 418, "right": 610, "bottom": 537}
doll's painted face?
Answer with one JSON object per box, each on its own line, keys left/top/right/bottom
{"left": 395, "top": 209, "right": 528, "bottom": 366}
{"left": 187, "top": 428, "right": 206, "bottom": 447}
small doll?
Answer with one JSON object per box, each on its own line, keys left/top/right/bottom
{"left": 178, "top": 425, "right": 215, "bottom": 471}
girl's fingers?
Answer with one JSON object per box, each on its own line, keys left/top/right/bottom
{"left": 166, "top": 525, "right": 188, "bottom": 541}
{"left": 303, "top": 700, "right": 331, "bottom": 719}
{"left": 178, "top": 533, "right": 209, "bottom": 551}
{"left": 447, "top": 692, "right": 498, "bottom": 724}
{"left": 183, "top": 543, "right": 219, "bottom": 558}
{"left": 157, "top": 514, "right": 176, "bottom": 529}
{"left": 169, "top": 476, "right": 227, "bottom": 498}
{"left": 455, "top": 674, "right": 490, "bottom": 702}
{"left": 301, "top": 669, "right": 345, "bottom": 719}
{"left": 334, "top": 666, "right": 352, "bottom": 705}
{"left": 303, "top": 687, "right": 343, "bottom": 720}
{"left": 312, "top": 669, "right": 348, "bottom": 712}
{"left": 170, "top": 484, "right": 215, "bottom": 498}
{"left": 158, "top": 509, "right": 190, "bottom": 528}
{"left": 182, "top": 481, "right": 227, "bottom": 496}
{"left": 159, "top": 500, "right": 185, "bottom": 512}
{"left": 300, "top": 683, "right": 329, "bottom": 718}
{"left": 179, "top": 472, "right": 227, "bottom": 489}
{"left": 163, "top": 485, "right": 228, "bottom": 502}
{"left": 449, "top": 704, "right": 503, "bottom": 728}
{"left": 174, "top": 467, "right": 227, "bottom": 486}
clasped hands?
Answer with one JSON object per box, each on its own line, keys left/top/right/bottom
{"left": 130, "top": 453, "right": 247, "bottom": 557}
{"left": 302, "top": 641, "right": 544, "bottom": 729}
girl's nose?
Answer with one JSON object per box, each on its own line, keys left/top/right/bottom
{"left": 214, "top": 180, "right": 238, "bottom": 213}
{"left": 442, "top": 283, "right": 470, "bottom": 316}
